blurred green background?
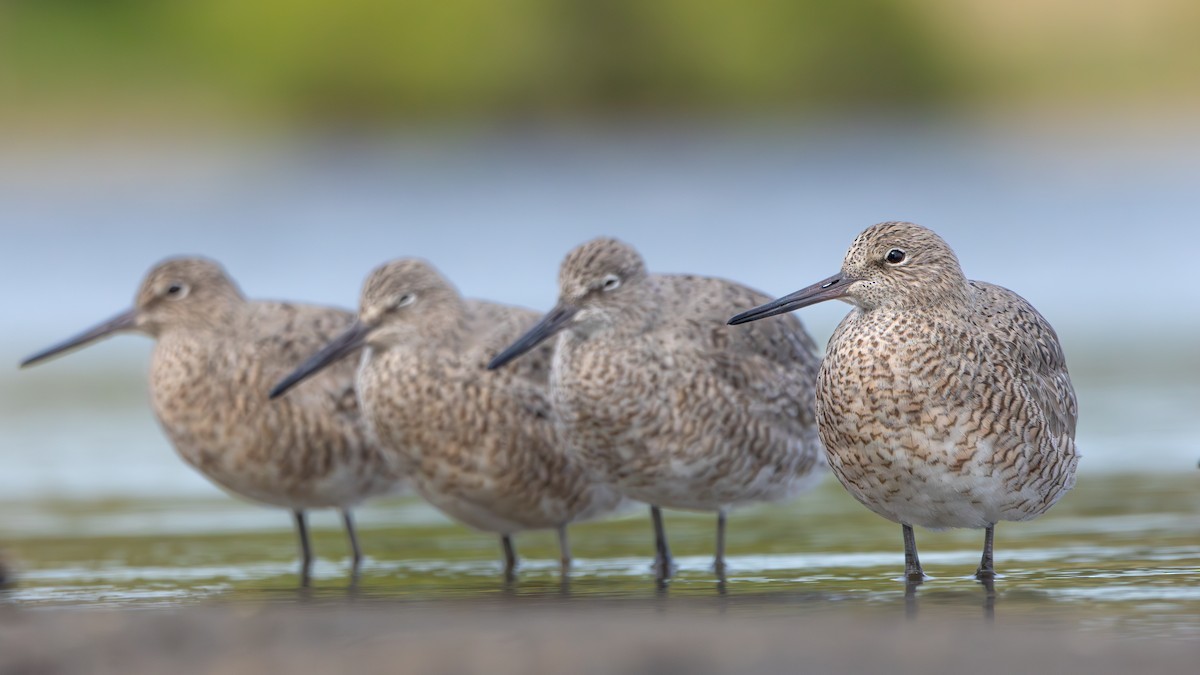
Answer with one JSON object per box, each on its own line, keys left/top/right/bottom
{"left": 2, "top": 0, "right": 1198, "bottom": 130}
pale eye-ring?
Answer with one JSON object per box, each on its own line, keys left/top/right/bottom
{"left": 885, "top": 249, "right": 906, "bottom": 265}
{"left": 396, "top": 293, "right": 416, "bottom": 308}
{"left": 601, "top": 274, "right": 621, "bottom": 292}
{"left": 165, "top": 282, "right": 189, "bottom": 300}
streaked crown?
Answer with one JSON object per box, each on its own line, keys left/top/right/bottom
{"left": 557, "top": 237, "right": 648, "bottom": 302}
{"left": 133, "top": 257, "right": 244, "bottom": 332}
{"left": 358, "top": 258, "right": 464, "bottom": 333}
{"left": 841, "top": 221, "right": 969, "bottom": 310}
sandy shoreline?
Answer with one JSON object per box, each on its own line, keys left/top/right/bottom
{"left": 1, "top": 599, "right": 1195, "bottom": 675}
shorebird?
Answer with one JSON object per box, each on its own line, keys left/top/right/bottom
{"left": 729, "top": 221, "right": 1079, "bottom": 581}
{"left": 20, "top": 257, "right": 405, "bottom": 585}
{"left": 488, "top": 238, "right": 826, "bottom": 580}
{"left": 270, "top": 259, "right": 624, "bottom": 580}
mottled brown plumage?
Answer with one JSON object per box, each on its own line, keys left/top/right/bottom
{"left": 272, "top": 259, "right": 624, "bottom": 579}
{"left": 490, "top": 238, "right": 826, "bottom": 579}
{"left": 21, "top": 257, "right": 406, "bottom": 585}
{"left": 730, "top": 221, "right": 1079, "bottom": 581}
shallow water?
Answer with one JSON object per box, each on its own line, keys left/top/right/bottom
{"left": 3, "top": 474, "right": 1198, "bottom": 640}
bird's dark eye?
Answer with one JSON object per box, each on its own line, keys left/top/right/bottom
{"left": 885, "top": 249, "right": 906, "bottom": 264}
{"left": 165, "top": 282, "right": 188, "bottom": 299}
{"left": 396, "top": 293, "right": 416, "bottom": 308}
{"left": 601, "top": 274, "right": 621, "bottom": 292}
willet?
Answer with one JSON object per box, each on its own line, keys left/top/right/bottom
{"left": 729, "top": 221, "right": 1079, "bottom": 581}
{"left": 20, "top": 257, "right": 406, "bottom": 585}
{"left": 271, "top": 259, "right": 624, "bottom": 580}
{"left": 489, "top": 238, "right": 826, "bottom": 580}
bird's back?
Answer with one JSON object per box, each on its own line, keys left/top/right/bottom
{"left": 968, "top": 281, "right": 1078, "bottom": 440}
{"left": 464, "top": 299, "right": 552, "bottom": 387}
{"left": 363, "top": 298, "right": 619, "bottom": 531}
{"left": 657, "top": 274, "right": 821, "bottom": 435}
{"left": 553, "top": 273, "right": 825, "bottom": 509}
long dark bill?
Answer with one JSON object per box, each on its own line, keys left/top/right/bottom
{"left": 487, "top": 303, "right": 577, "bottom": 371}
{"left": 728, "top": 273, "right": 856, "bottom": 325}
{"left": 269, "top": 321, "right": 371, "bottom": 399}
{"left": 20, "top": 308, "right": 138, "bottom": 368}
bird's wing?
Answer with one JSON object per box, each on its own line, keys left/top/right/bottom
{"left": 664, "top": 274, "right": 822, "bottom": 433}
{"left": 244, "top": 301, "right": 362, "bottom": 414}
{"left": 969, "top": 281, "right": 1078, "bottom": 439}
